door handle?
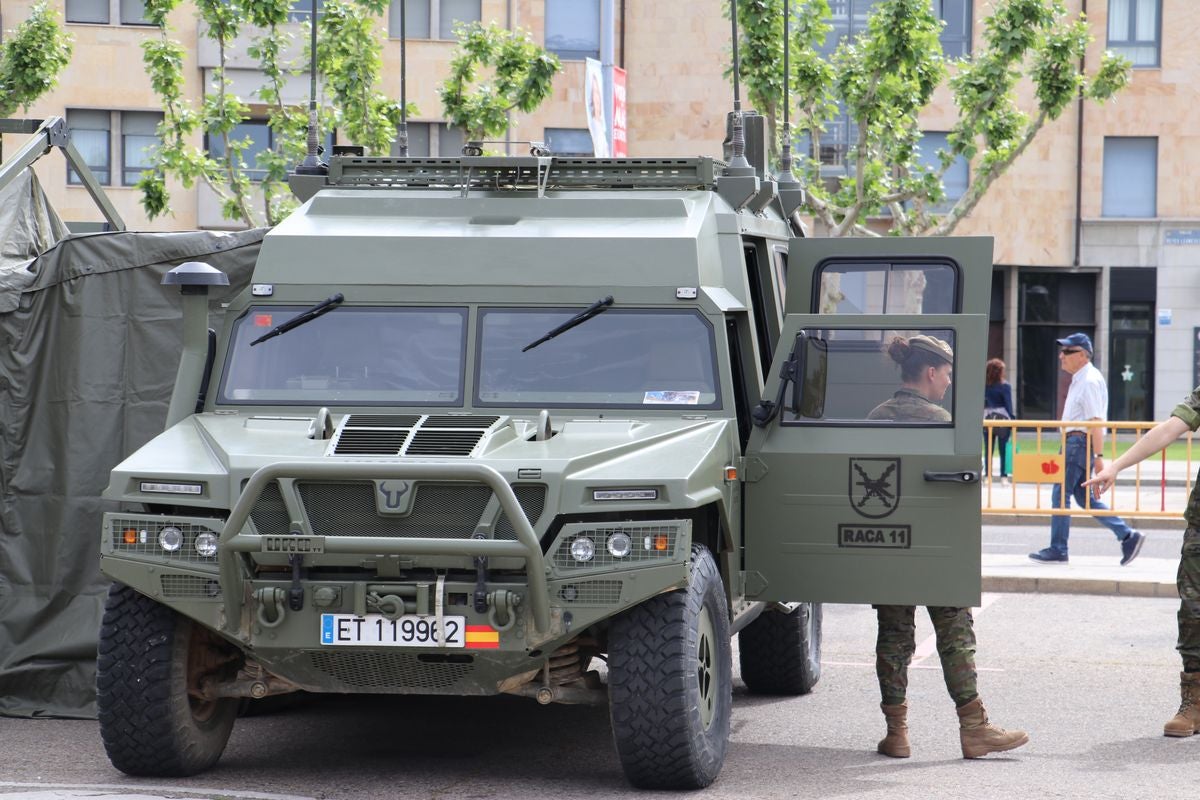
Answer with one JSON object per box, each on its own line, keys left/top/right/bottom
{"left": 924, "top": 470, "right": 979, "bottom": 484}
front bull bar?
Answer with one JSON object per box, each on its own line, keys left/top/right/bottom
{"left": 218, "top": 462, "right": 551, "bottom": 634}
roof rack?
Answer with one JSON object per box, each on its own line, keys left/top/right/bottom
{"left": 324, "top": 156, "right": 719, "bottom": 195}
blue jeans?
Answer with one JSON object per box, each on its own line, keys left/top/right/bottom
{"left": 1049, "top": 436, "right": 1134, "bottom": 555}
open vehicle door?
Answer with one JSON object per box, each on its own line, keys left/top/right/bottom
{"left": 742, "top": 237, "right": 993, "bottom": 607}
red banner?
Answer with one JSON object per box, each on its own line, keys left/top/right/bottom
{"left": 612, "top": 66, "right": 627, "bottom": 157}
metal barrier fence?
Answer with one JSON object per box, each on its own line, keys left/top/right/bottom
{"left": 982, "top": 419, "right": 1196, "bottom": 518}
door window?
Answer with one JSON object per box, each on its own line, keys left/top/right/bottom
{"left": 816, "top": 260, "right": 958, "bottom": 314}
{"left": 782, "top": 328, "right": 957, "bottom": 425}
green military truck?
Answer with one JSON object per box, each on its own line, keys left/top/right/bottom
{"left": 95, "top": 151, "right": 992, "bottom": 789}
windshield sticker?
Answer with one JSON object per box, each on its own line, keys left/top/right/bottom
{"left": 644, "top": 390, "right": 700, "bottom": 405}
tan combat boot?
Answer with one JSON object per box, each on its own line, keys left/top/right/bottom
{"left": 956, "top": 698, "right": 1029, "bottom": 758}
{"left": 1164, "top": 672, "right": 1200, "bottom": 737}
{"left": 877, "top": 702, "right": 911, "bottom": 758}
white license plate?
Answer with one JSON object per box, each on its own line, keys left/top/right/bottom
{"left": 320, "top": 613, "right": 465, "bottom": 648}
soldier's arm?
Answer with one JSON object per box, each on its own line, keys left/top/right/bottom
{"left": 1084, "top": 416, "right": 1190, "bottom": 494}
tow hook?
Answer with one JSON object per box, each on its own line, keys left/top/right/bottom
{"left": 487, "top": 589, "right": 521, "bottom": 632}
{"left": 253, "top": 587, "right": 287, "bottom": 628}
{"left": 288, "top": 552, "right": 304, "bottom": 611}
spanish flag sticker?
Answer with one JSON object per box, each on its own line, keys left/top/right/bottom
{"left": 465, "top": 625, "right": 500, "bottom": 649}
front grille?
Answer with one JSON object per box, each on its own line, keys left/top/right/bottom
{"left": 307, "top": 651, "right": 474, "bottom": 690}
{"left": 248, "top": 481, "right": 547, "bottom": 540}
{"left": 495, "top": 485, "right": 548, "bottom": 540}
{"left": 249, "top": 481, "right": 291, "bottom": 537}
{"left": 300, "top": 481, "right": 493, "bottom": 538}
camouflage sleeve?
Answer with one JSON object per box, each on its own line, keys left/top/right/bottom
{"left": 1172, "top": 387, "right": 1200, "bottom": 432}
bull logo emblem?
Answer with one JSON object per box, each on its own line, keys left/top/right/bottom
{"left": 849, "top": 458, "right": 900, "bottom": 519}
{"left": 376, "top": 480, "right": 414, "bottom": 515}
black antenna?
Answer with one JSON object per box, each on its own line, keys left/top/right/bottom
{"left": 776, "top": 0, "right": 799, "bottom": 186}
{"left": 295, "top": 0, "right": 326, "bottom": 175}
{"left": 397, "top": 0, "right": 408, "bottom": 156}
{"left": 726, "top": 0, "right": 751, "bottom": 171}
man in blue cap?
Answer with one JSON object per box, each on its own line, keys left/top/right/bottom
{"left": 1029, "top": 332, "right": 1144, "bottom": 565}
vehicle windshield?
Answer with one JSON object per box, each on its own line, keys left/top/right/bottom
{"left": 476, "top": 308, "right": 720, "bottom": 408}
{"left": 219, "top": 306, "right": 467, "bottom": 405}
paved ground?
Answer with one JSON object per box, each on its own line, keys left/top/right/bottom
{"left": 0, "top": 594, "right": 1192, "bottom": 800}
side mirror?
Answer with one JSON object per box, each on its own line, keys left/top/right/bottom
{"left": 791, "top": 332, "right": 828, "bottom": 420}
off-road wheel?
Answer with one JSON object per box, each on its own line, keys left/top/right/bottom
{"left": 97, "top": 583, "right": 239, "bottom": 776}
{"left": 738, "top": 602, "right": 822, "bottom": 695}
{"left": 607, "top": 545, "right": 732, "bottom": 790}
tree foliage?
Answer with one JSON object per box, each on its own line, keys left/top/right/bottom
{"left": 139, "top": 0, "right": 412, "bottom": 228}
{"left": 0, "top": 2, "right": 73, "bottom": 119}
{"left": 735, "top": 0, "right": 1132, "bottom": 236}
{"left": 439, "top": 22, "right": 561, "bottom": 146}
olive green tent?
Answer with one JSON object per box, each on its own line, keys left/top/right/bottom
{"left": 0, "top": 171, "right": 262, "bottom": 716}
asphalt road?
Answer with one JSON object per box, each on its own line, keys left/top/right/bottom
{"left": 0, "top": 559, "right": 1192, "bottom": 800}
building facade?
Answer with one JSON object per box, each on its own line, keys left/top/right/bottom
{"left": 2, "top": 0, "right": 1197, "bottom": 420}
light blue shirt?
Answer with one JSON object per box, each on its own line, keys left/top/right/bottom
{"left": 1062, "top": 361, "right": 1107, "bottom": 431}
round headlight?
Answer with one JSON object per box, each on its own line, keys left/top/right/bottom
{"left": 570, "top": 536, "right": 595, "bottom": 562}
{"left": 158, "top": 526, "right": 183, "bottom": 552}
{"left": 194, "top": 532, "right": 219, "bottom": 557}
{"left": 607, "top": 532, "right": 632, "bottom": 558}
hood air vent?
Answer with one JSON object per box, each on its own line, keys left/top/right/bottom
{"left": 332, "top": 415, "right": 499, "bottom": 457}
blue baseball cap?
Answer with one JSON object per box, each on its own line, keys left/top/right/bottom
{"left": 1056, "top": 332, "right": 1093, "bottom": 353}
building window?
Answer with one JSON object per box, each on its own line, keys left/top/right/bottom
{"left": 66, "top": 110, "right": 113, "bottom": 185}
{"left": 803, "top": 1, "right": 969, "bottom": 171}
{"left": 287, "top": 0, "right": 324, "bottom": 22}
{"left": 67, "top": 109, "right": 164, "bottom": 186}
{"left": 916, "top": 131, "right": 968, "bottom": 211}
{"left": 208, "top": 121, "right": 272, "bottom": 181}
{"left": 388, "top": 0, "right": 480, "bottom": 39}
{"left": 1102, "top": 137, "right": 1157, "bottom": 218}
{"left": 545, "top": 128, "right": 594, "bottom": 156}
{"left": 545, "top": 0, "right": 601, "bottom": 60}
{"left": 390, "top": 122, "right": 464, "bottom": 156}
{"left": 66, "top": 0, "right": 110, "bottom": 24}
{"left": 935, "top": 0, "right": 971, "bottom": 58}
{"left": 121, "top": 112, "right": 162, "bottom": 185}
{"left": 1107, "top": 0, "right": 1160, "bottom": 67}
{"left": 66, "top": 0, "right": 152, "bottom": 24}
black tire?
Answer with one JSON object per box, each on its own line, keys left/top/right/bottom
{"left": 738, "top": 602, "right": 822, "bottom": 695}
{"left": 607, "top": 545, "right": 732, "bottom": 790}
{"left": 97, "top": 583, "right": 238, "bottom": 777}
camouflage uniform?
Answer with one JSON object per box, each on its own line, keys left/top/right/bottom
{"left": 868, "top": 388, "right": 952, "bottom": 423}
{"left": 1169, "top": 388, "right": 1200, "bottom": 671}
{"left": 868, "top": 388, "right": 978, "bottom": 706}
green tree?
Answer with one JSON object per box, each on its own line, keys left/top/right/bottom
{"left": 0, "top": 2, "right": 73, "bottom": 118}
{"left": 139, "top": 0, "right": 413, "bottom": 228}
{"left": 735, "top": 0, "right": 1131, "bottom": 236}
{"left": 439, "top": 21, "right": 561, "bottom": 147}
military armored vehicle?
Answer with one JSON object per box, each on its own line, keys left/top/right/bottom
{"left": 94, "top": 141, "right": 992, "bottom": 788}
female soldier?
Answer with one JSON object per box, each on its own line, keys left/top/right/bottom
{"left": 866, "top": 335, "right": 1029, "bottom": 759}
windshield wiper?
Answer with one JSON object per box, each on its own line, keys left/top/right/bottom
{"left": 250, "top": 293, "right": 345, "bottom": 346}
{"left": 522, "top": 295, "right": 614, "bottom": 352}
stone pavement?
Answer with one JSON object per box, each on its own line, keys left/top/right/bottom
{"left": 982, "top": 552, "right": 1179, "bottom": 598}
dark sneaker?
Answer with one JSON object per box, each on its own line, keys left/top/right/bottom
{"left": 1029, "top": 548, "right": 1068, "bottom": 564}
{"left": 1120, "top": 531, "right": 1145, "bottom": 566}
